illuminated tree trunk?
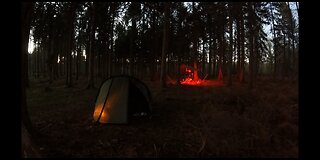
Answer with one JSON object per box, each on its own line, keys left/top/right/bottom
{"left": 202, "top": 37, "right": 206, "bottom": 78}
{"left": 192, "top": 3, "right": 200, "bottom": 82}
{"left": 177, "top": 56, "right": 182, "bottom": 84}
{"left": 217, "top": 66, "right": 223, "bottom": 81}
{"left": 193, "top": 61, "right": 199, "bottom": 81}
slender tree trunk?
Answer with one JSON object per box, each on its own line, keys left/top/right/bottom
{"left": 248, "top": 3, "right": 256, "bottom": 89}
{"left": 270, "top": 3, "right": 278, "bottom": 80}
{"left": 208, "top": 31, "right": 212, "bottom": 79}
{"left": 22, "top": 4, "right": 41, "bottom": 157}
{"left": 97, "top": 53, "right": 101, "bottom": 79}
{"left": 236, "top": 17, "right": 241, "bottom": 81}
{"left": 87, "top": 3, "right": 96, "bottom": 89}
{"left": 217, "top": 33, "right": 224, "bottom": 81}
{"left": 283, "top": 34, "right": 286, "bottom": 79}
{"left": 228, "top": 8, "right": 233, "bottom": 86}
{"left": 150, "top": 10, "right": 156, "bottom": 81}
{"left": 109, "top": 6, "right": 115, "bottom": 77}
{"left": 213, "top": 38, "right": 217, "bottom": 78}
{"left": 202, "top": 37, "right": 206, "bottom": 78}
{"left": 239, "top": 8, "right": 245, "bottom": 83}
{"left": 66, "top": 39, "right": 69, "bottom": 85}
{"left": 296, "top": 2, "right": 299, "bottom": 18}
{"left": 53, "top": 55, "right": 58, "bottom": 80}
{"left": 287, "top": 3, "right": 295, "bottom": 78}
{"left": 37, "top": 43, "right": 40, "bottom": 79}
{"left": 26, "top": 37, "right": 30, "bottom": 87}
{"left": 129, "top": 17, "right": 136, "bottom": 76}
{"left": 160, "top": 2, "right": 169, "bottom": 88}
{"left": 42, "top": 45, "right": 46, "bottom": 78}
{"left": 76, "top": 46, "right": 81, "bottom": 80}
{"left": 177, "top": 55, "right": 181, "bottom": 84}
{"left": 68, "top": 3, "right": 76, "bottom": 87}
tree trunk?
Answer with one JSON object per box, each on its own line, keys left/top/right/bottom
{"left": 129, "top": 17, "right": 136, "bottom": 77}
{"left": 22, "top": 122, "right": 41, "bottom": 158}
{"left": 228, "top": 8, "right": 233, "bottom": 86}
{"left": 287, "top": 3, "right": 296, "bottom": 78}
{"left": 22, "top": 1, "right": 35, "bottom": 134}
{"left": 213, "top": 39, "right": 217, "bottom": 78}
{"left": 192, "top": 4, "right": 199, "bottom": 82}
{"left": 239, "top": 8, "right": 245, "bottom": 83}
{"left": 208, "top": 32, "right": 212, "bottom": 79}
{"left": 248, "top": 3, "right": 255, "bottom": 89}
{"left": 270, "top": 3, "right": 278, "bottom": 80}
{"left": 76, "top": 46, "right": 81, "bottom": 80}
{"left": 202, "top": 37, "right": 206, "bottom": 78}
{"left": 87, "top": 3, "right": 96, "bottom": 89}
{"left": 177, "top": 55, "right": 181, "bottom": 84}
{"left": 67, "top": 3, "right": 76, "bottom": 87}
{"left": 217, "top": 33, "right": 224, "bottom": 81}
{"left": 109, "top": 5, "right": 116, "bottom": 77}
{"left": 283, "top": 33, "right": 286, "bottom": 79}
{"left": 36, "top": 42, "right": 40, "bottom": 78}
{"left": 160, "top": 2, "right": 169, "bottom": 88}
{"left": 26, "top": 39, "right": 30, "bottom": 87}
{"left": 22, "top": 3, "right": 41, "bottom": 157}
{"left": 236, "top": 17, "right": 241, "bottom": 81}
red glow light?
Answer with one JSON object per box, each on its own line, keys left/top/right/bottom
{"left": 180, "top": 78, "right": 224, "bottom": 86}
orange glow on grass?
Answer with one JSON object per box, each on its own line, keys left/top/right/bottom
{"left": 180, "top": 78, "right": 225, "bottom": 87}
{"left": 180, "top": 77, "right": 201, "bottom": 85}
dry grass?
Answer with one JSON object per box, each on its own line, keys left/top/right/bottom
{"left": 26, "top": 76, "right": 298, "bottom": 158}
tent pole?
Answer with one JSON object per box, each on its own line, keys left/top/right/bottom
{"left": 96, "top": 78, "right": 114, "bottom": 124}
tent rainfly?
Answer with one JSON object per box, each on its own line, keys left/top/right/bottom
{"left": 93, "top": 75, "right": 152, "bottom": 124}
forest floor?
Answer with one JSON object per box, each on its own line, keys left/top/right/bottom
{"left": 26, "top": 76, "right": 298, "bottom": 158}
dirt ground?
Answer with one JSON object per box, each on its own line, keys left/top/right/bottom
{"left": 26, "top": 76, "right": 298, "bottom": 158}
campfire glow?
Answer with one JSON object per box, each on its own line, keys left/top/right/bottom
{"left": 178, "top": 64, "right": 224, "bottom": 86}
{"left": 180, "top": 67, "right": 202, "bottom": 85}
{"left": 180, "top": 77, "right": 201, "bottom": 85}
{"left": 180, "top": 78, "right": 225, "bottom": 86}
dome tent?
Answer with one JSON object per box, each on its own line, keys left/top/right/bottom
{"left": 93, "top": 75, "right": 152, "bottom": 124}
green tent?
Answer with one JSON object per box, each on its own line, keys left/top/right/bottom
{"left": 93, "top": 75, "right": 152, "bottom": 124}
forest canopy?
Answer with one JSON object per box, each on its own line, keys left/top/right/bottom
{"left": 25, "top": 2, "right": 299, "bottom": 87}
